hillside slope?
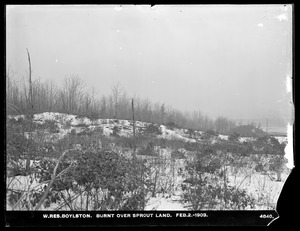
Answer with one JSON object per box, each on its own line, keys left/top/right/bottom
{"left": 6, "top": 112, "right": 290, "bottom": 211}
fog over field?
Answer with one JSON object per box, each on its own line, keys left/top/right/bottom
{"left": 6, "top": 5, "right": 293, "bottom": 130}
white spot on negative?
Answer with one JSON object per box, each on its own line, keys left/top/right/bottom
{"left": 275, "top": 14, "right": 288, "bottom": 21}
{"left": 258, "top": 23, "right": 264, "bottom": 27}
{"left": 286, "top": 75, "right": 292, "bottom": 93}
{"left": 285, "top": 123, "right": 294, "bottom": 169}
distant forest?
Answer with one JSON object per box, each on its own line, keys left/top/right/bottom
{"left": 6, "top": 69, "right": 266, "bottom": 135}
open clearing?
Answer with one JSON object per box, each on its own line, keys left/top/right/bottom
{"left": 6, "top": 112, "right": 291, "bottom": 211}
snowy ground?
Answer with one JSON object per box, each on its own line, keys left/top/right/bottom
{"left": 8, "top": 112, "right": 289, "bottom": 145}
{"left": 6, "top": 112, "right": 292, "bottom": 211}
{"left": 227, "top": 168, "right": 290, "bottom": 210}
{"left": 145, "top": 193, "right": 187, "bottom": 211}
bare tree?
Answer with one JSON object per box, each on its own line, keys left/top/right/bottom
{"left": 151, "top": 102, "right": 161, "bottom": 125}
{"left": 141, "top": 98, "right": 152, "bottom": 123}
{"left": 214, "top": 116, "right": 235, "bottom": 134}
{"left": 60, "top": 76, "right": 84, "bottom": 114}
{"left": 111, "top": 82, "right": 123, "bottom": 119}
{"left": 191, "top": 111, "right": 204, "bottom": 130}
{"left": 6, "top": 65, "right": 20, "bottom": 114}
{"left": 165, "top": 105, "right": 175, "bottom": 124}
{"left": 6, "top": 65, "right": 15, "bottom": 103}
{"left": 107, "top": 95, "right": 114, "bottom": 118}
{"left": 160, "top": 103, "right": 166, "bottom": 125}
{"left": 25, "top": 48, "right": 34, "bottom": 172}
{"left": 44, "top": 79, "right": 58, "bottom": 112}
{"left": 26, "top": 48, "right": 33, "bottom": 114}
{"left": 118, "top": 91, "right": 130, "bottom": 119}
{"left": 6, "top": 66, "right": 239, "bottom": 136}
{"left": 100, "top": 96, "right": 107, "bottom": 118}
{"left": 84, "top": 93, "right": 92, "bottom": 116}
{"left": 132, "top": 98, "right": 136, "bottom": 142}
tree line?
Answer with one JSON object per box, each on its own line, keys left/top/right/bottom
{"left": 6, "top": 70, "right": 240, "bottom": 134}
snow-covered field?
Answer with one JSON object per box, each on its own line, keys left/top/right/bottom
{"left": 8, "top": 112, "right": 289, "bottom": 145}
{"left": 6, "top": 112, "right": 292, "bottom": 211}
{"left": 227, "top": 168, "right": 289, "bottom": 210}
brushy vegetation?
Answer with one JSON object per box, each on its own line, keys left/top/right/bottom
{"left": 143, "top": 124, "right": 162, "bottom": 136}
{"left": 6, "top": 113, "right": 288, "bottom": 211}
{"left": 7, "top": 123, "right": 151, "bottom": 210}
{"left": 6, "top": 51, "right": 289, "bottom": 211}
{"left": 229, "top": 124, "right": 269, "bottom": 138}
{"left": 182, "top": 143, "right": 256, "bottom": 210}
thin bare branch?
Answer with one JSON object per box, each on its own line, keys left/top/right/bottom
{"left": 34, "top": 149, "right": 76, "bottom": 210}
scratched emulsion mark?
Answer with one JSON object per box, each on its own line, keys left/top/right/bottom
{"left": 285, "top": 122, "right": 294, "bottom": 169}
{"left": 269, "top": 5, "right": 293, "bottom": 226}
{"left": 283, "top": 2, "right": 294, "bottom": 167}
{"left": 285, "top": 74, "right": 294, "bottom": 169}
{"left": 281, "top": 3, "right": 294, "bottom": 171}
{"left": 280, "top": 6, "right": 294, "bottom": 225}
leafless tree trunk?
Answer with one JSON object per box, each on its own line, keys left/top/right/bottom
{"left": 25, "top": 48, "right": 34, "bottom": 173}
{"left": 160, "top": 103, "right": 166, "bottom": 125}
{"left": 111, "top": 83, "right": 123, "bottom": 119}
{"left": 6, "top": 66, "right": 15, "bottom": 105}
{"left": 100, "top": 96, "right": 107, "bottom": 118}
{"left": 132, "top": 98, "right": 136, "bottom": 161}
{"left": 26, "top": 48, "right": 33, "bottom": 114}
{"left": 61, "top": 76, "right": 84, "bottom": 114}
{"left": 45, "top": 80, "right": 57, "bottom": 112}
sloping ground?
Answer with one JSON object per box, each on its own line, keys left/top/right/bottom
{"left": 9, "top": 112, "right": 202, "bottom": 143}
{"left": 6, "top": 112, "right": 291, "bottom": 211}
{"left": 9, "top": 112, "right": 287, "bottom": 144}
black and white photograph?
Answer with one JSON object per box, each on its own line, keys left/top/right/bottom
{"left": 5, "top": 4, "right": 294, "bottom": 226}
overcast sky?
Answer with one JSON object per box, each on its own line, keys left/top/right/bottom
{"left": 6, "top": 5, "right": 293, "bottom": 125}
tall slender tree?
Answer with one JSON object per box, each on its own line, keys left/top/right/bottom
{"left": 111, "top": 82, "right": 123, "bottom": 119}
{"left": 160, "top": 103, "right": 166, "bottom": 125}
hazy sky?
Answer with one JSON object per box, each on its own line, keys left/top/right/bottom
{"left": 6, "top": 5, "right": 293, "bottom": 124}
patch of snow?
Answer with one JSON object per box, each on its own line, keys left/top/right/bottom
{"left": 156, "top": 197, "right": 187, "bottom": 210}
{"left": 119, "top": 120, "right": 131, "bottom": 127}
{"left": 211, "top": 138, "right": 218, "bottom": 144}
{"left": 239, "top": 137, "right": 255, "bottom": 142}
{"left": 275, "top": 136, "right": 288, "bottom": 144}
{"left": 7, "top": 175, "right": 46, "bottom": 192}
{"left": 227, "top": 171, "right": 288, "bottom": 209}
{"left": 34, "top": 112, "right": 64, "bottom": 122}
{"left": 23, "top": 132, "right": 30, "bottom": 139}
{"left": 159, "top": 126, "right": 196, "bottom": 142}
{"left": 71, "top": 117, "right": 92, "bottom": 126}
{"left": 7, "top": 160, "right": 40, "bottom": 172}
{"left": 9, "top": 113, "right": 199, "bottom": 142}
{"left": 145, "top": 195, "right": 187, "bottom": 211}
{"left": 118, "top": 128, "right": 132, "bottom": 138}
{"left": 219, "top": 134, "right": 229, "bottom": 140}
{"left": 103, "top": 127, "right": 112, "bottom": 136}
